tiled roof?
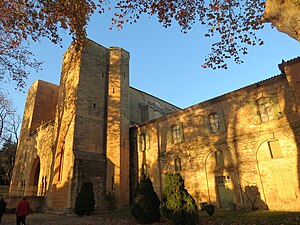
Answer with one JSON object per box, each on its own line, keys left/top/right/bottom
{"left": 278, "top": 56, "right": 300, "bottom": 72}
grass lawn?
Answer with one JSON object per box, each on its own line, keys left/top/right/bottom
{"left": 199, "top": 210, "right": 300, "bottom": 225}
{"left": 2, "top": 209, "right": 300, "bottom": 225}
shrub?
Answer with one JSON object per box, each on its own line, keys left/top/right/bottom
{"left": 104, "top": 192, "right": 116, "bottom": 210}
{"left": 131, "top": 175, "right": 161, "bottom": 224}
{"left": 161, "top": 173, "right": 199, "bottom": 225}
{"left": 75, "top": 182, "right": 95, "bottom": 216}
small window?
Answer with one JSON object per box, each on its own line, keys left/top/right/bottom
{"left": 209, "top": 113, "right": 220, "bottom": 134}
{"left": 257, "top": 97, "right": 274, "bottom": 122}
{"left": 268, "top": 140, "right": 282, "bottom": 158}
{"left": 167, "top": 123, "right": 184, "bottom": 144}
{"left": 174, "top": 158, "right": 181, "bottom": 172}
{"left": 216, "top": 176, "right": 230, "bottom": 184}
{"left": 216, "top": 176, "right": 224, "bottom": 184}
{"left": 172, "top": 124, "right": 181, "bottom": 143}
{"left": 215, "top": 151, "right": 224, "bottom": 167}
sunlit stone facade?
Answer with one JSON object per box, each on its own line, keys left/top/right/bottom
{"left": 10, "top": 39, "right": 300, "bottom": 212}
{"left": 9, "top": 39, "right": 178, "bottom": 211}
{"left": 134, "top": 58, "right": 300, "bottom": 211}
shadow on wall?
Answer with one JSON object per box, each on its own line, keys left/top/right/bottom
{"left": 242, "top": 185, "right": 268, "bottom": 211}
{"left": 283, "top": 82, "right": 300, "bottom": 192}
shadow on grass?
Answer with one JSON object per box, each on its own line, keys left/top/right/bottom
{"left": 199, "top": 210, "right": 300, "bottom": 225}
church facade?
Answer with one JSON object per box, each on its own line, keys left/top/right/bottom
{"left": 9, "top": 39, "right": 300, "bottom": 212}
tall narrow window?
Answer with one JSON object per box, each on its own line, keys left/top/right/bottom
{"left": 174, "top": 158, "right": 181, "bottom": 172}
{"left": 58, "top": 147, "right": 64, "bottom": 182}
{"left": 111, "top": 176, "right": 114, "bottom": 190}
{"left": 257, "top": 97, "right": 274, "bottom": 122}
{"left": 172, "top": 124, "right": 181, "bottom": 143}
{"left": 140, "top": 133, "right": 150, "bottom": 151}
{"left": 268, "top": 140, "right": 283, "bottom": 158}
{"left": 141, "top": 133, "right": 146, "bottom": 151}
{"left": 209, "top": 113, "right": 220, "bottom": 134}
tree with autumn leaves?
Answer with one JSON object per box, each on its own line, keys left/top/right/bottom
{"left": 0, "top": 0, "right": 298, "bottom": 90}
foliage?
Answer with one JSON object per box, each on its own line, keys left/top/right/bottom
{"left": 0, "top": 138, "right": 17, "bottom": 185}
{"left": 131, "top": 175, "right": 161, "bottom": 224}
{"left": 0, "top": 92, "right": 20, "bottom": 146}
{"left": 0, "top": 93, "right": 18, "bottom": 185}
{"left": 1, "top": 0, "right": 267, "bottom": 89}
{"left": 111, "top": 0, "right": 265, "bottom": 69}
{"left": 0, "top": 0, "right": 97, "bottom": 89}
{"left": 162, "top": 173, "right": 199, "bottom": 225}
{"left": 75, "top": 181, "right": 95, "bottom": 216}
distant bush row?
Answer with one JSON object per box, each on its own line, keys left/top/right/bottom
{"left": 75, "top": 173, "right": 199, "bottom": 225}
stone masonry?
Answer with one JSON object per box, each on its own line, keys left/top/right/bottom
{"left": 9, "top": 39, "right": 300, "bottom": 212}
{"left": 10, "top": 39, "right": 178, "bottom": 211}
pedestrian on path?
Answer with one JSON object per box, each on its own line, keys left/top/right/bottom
{"left": 16, "top": 197, "right": 30, "bottom": 225}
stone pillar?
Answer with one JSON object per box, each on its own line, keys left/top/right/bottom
{"left": 106, "top": 47, "right": 130, "bottom": 206}
{"left": 48, "top": 39, "right": 109, "bottom": 210}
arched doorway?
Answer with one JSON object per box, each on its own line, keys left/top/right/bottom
{"left": 256, "top": 137, "right": 298, "bottom": 210}
{"left": 29, "top": 156, "right": 40, "bottom": 196}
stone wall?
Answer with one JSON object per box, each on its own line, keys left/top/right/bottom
{"left": 5, "top": 196, "right": 45, "bottom": 213}
{"left": 129, "top": 87, "right": 180, "bottom": 124}
{"left": 135, "top": 61, "right": 300, "bottom": 211}
{"left": 10, "top": 80, "right": 58, "bottom": 197}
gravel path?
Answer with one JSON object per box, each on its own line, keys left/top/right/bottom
{"left": 1, "top": 213, "right": 169, "bottom": 225}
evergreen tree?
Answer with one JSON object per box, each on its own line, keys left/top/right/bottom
{"left": 162, "top": 173, "right": 199, "bottom": 225}
{"left": 131, "top": 175, "right": 161, "bottom": 224}
{"left": 75, "top": 182, "right": 95, "bottom": 216}
{"left": 0, "top": 138, "right": 16, "bottom": 185}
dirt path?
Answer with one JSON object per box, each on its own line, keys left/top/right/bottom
{"left": 1, "top": 213, "right": 168, "bottom": 225}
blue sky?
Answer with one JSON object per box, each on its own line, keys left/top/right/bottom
{"left": 3, "top": 11, "right": 300, "bottom": 116}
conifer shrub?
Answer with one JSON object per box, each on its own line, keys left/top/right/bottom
{"left": 161, "top": 173, "right": 199, "bottom": 225}
{"left": 75, "top": 181, "right": 95, "bottom": 216}
{"left": 131, "top": 175, "right": 161, "bottom": 224}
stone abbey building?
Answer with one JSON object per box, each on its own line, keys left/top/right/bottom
{"left": 10, "top": 39, "right": 300, "bottom": 212}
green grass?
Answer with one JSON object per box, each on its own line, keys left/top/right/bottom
{"left": 199, "top": 210, "right": 300, "bottom": 225}
{"left": 95, "top": 208, "right": 300, "bottom": 224}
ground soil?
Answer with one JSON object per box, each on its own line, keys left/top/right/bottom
{"left": 1, "top": 212, "right": 168, "bottom": 225}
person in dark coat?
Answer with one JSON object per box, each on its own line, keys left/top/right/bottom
{"left": 16, "top": 197, "right": 30, "bottom": 225}
{"left": 0, "top": 198, "right": 7, "bottom": 223}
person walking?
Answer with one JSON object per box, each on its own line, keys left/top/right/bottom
{"left": 0, "top": 198, "right": 7, "bottom": 223}
{"left": 16, "top": 197, "right": 30, "bottom": 225}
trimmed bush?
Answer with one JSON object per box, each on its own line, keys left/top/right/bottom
{"left": 161, "top": 173, "right": 199, "bottom": 225}
{"left": 75, "top": 182, "right": 95, "bottom": 216}
{"left": 131, "top": 175, "right": 161, "bottom": 224}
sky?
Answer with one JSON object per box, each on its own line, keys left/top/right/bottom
{"left": 3, "top": 11, "right": 300, "bottom": 117}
